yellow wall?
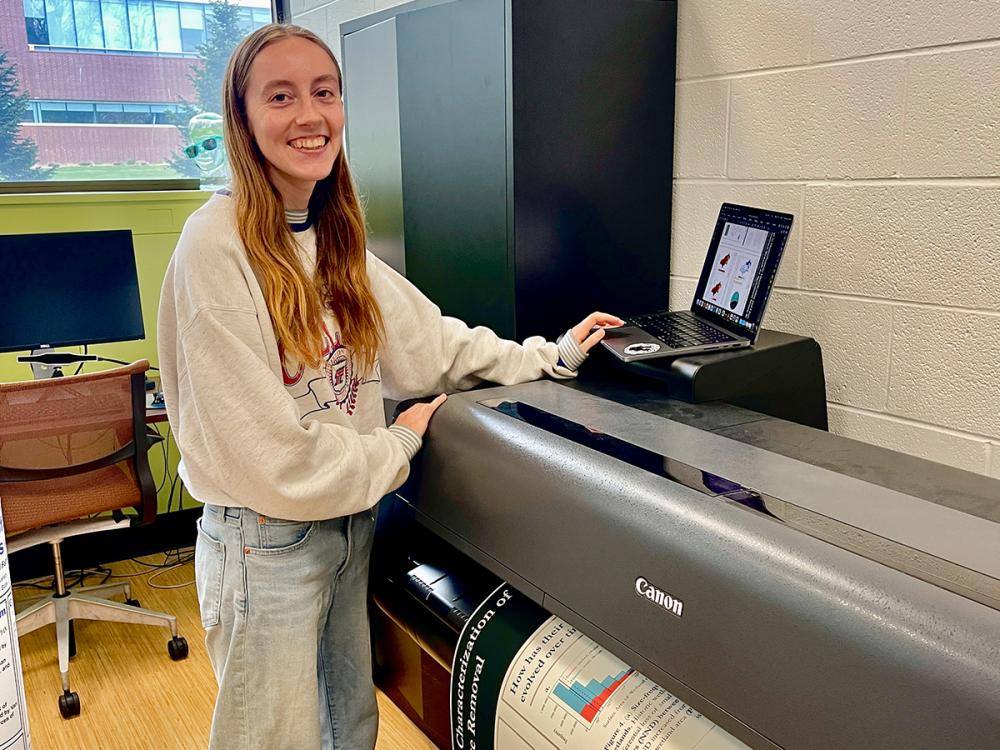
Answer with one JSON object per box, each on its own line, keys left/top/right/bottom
{"left": 0, "top": 190, "right": 212, "bottom": 512}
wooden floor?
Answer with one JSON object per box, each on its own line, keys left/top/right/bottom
{"left": 13, "top": 553, "right": 436, "bottom": 750}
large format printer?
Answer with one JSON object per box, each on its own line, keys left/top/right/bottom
{"left": 372, "top": 377, "right": 1000, "bottom": 749}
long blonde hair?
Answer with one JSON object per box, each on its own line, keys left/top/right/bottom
{"left": 222, "top": 24, "right": 383, "bottom": 373}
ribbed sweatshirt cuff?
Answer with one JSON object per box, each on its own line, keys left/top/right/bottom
{"left": 388, "top": 424, "right": 423, "bottom": 461}
{"left": 557, "top": 330, "right": 587, "bottom": 371}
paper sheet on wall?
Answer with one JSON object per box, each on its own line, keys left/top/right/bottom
{"left": 0, "top": 510, "right": 31, "bottom": 750}
{"left": 451, "top": 583, "right": 745, "bottom": 750}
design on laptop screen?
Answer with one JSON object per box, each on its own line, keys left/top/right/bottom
{"left": 692, "top": 203, "right": 793, "bottom": 336}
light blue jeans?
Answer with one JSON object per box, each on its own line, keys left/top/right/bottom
{"left": 195, "top": 504, "right": 378, "bottom": 750}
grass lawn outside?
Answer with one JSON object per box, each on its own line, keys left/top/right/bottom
{"left": 50, "top": 163, "right": 188, "bottom": 180}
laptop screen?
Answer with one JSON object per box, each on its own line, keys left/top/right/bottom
{"left": 691, "top": 203, "right": 793, "bottom": 338}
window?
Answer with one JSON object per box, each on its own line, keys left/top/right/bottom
{"left": 24, "top": 0, "right": 48, "bottom": 45}
{"left": 127, "top": 0, "right": 156, "bottom": 51}
{"left": 22, "top": 0, "right": 272, "bottom": 57}
{"left": 45, "top": 0, "right": 78, "bottom": 47}
{"left": 95, "top": 102, "right": 125, "bottom": 123}
{"left": 178, "top": 4, "right": 205, "bottom": 52}
{"left": 122, "top": 103, "right": 155, "bottom": 124}
{"left": 154, "top": 2, "right": 183, "bottom": 53}
{"left": 27, "top": 100, "right": 181, "bottom": 125}
{"left": 5, "top": 0, "right": 276, "bottom": 185}
{"left": 73, "top": 0, "right": 105, "bottom": 48}
{"left": 237, "top": 7, "right": 253, "bottom": 34}
{"left": 102, "top": 0, "right": 130, "bottom": 49}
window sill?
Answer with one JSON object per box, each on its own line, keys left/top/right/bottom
{"left": 0, "top": 179, "right": 203, "bottom": 195}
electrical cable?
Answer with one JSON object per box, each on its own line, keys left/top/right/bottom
{"left": 64, "top": 348, "right": 161, "bottom": 376}
{"left": 166, "top": 470, "right": 183, "bottom": 514}
{"left": 15, "top": 554, "right": 195, "bottom": 601}
{"left": 72, "top": 345, "right": 88, "bottom": 376}
{"left": 14, "top": 566, "right": 113, "bottom": 592}
{"left": 123, "top": 552, "right": 192, "bottom": 570}
{"left": 94, "top": 356, "right": 159, "bottom": 370}
{"left": 155, "top": 426, "right": 170, "bottom": 493}
{"left": 146, "top": 563, "right": 195, "bottom": 590}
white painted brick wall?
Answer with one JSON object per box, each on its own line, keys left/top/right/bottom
{"left": 902, "top": 47, "right": 1000, "bottom": 177}
{"left": 728, "top": 61, "right": 908, "bottom": 180}
{"left": 888, "top": 307, "right": 1000, "bottom": 436}
{"left": 828, "top": 405, "right": 990, "bottom": 474}
{"left": 291, "top": 0, "right": 375, "bottom": 21}
{"left": 674, "top": 81, "right": 728, "bottom": 177}
{"left": 669, "top": 275, "right": 698, "bottom": 313}
{"left": 764, "top": 291, "right": 892, "bottom": 411}
{"left": 676, "top": 0, "right": 813, "bottom": 78}
{"left": 290, "top": 0, "right": 379, "bottom": 60}
{"left": 677, "top": 0, "right": 1000, "bottom": 477}
{"left": 671, "top": 182, "right": 803, "bottom": 286}
{"left": 810, "top": 0, "right": 1000, "bottom": 61}
{"left": 802, "top": 186, "right": 1000, "bottom": 310}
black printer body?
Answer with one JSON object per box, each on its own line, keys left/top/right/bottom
{"left": 378, "top": 381, "right": 1000, "bottom": 749}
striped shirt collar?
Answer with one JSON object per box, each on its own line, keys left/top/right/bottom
{"left": 285, "top": 207, "right": 310, "bottom": 232}
{"left": 214, "top": 188, "right": 312, "bottom": 232}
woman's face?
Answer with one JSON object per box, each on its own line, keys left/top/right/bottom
{"left": 244, "top": 36, "right": 345, "bottom": 207}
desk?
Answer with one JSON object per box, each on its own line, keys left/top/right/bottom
{"left": 145, "top": 408, "right": 168, "bottom": 425}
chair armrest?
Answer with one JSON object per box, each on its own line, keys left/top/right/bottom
{"left": 0, "top": 442, "right": 137, "bottom": 483}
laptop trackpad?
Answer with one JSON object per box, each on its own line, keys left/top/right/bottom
{"left": 601, "top": 325, "right": 639, "bottom": 339}
{"left": 599, "top": 326, "right": 665, "bottom": 360}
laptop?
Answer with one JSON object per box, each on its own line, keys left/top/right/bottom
{"left": 600, "top": 203, "right": 794, "bottom": 362}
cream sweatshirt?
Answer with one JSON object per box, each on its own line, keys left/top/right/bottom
{"left": 157, "top": 193, "right": 586, "bottom": 521}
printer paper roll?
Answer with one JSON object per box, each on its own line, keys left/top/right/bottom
{"left": 451, "top": 583, "right": 745, "bottom": 750}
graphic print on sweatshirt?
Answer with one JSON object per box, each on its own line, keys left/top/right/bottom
{"left": 280, "top": 323, "right": 380, "bottom": 418}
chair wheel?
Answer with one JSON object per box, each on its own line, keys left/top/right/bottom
{"left": 168, "top": 636, "right": 188, "bottom": 661}
{"left": 58, "top": 690, "right": 81, "bottom": 719}
{"left": 125, "top": 598, "right": 140, "bottom": 608}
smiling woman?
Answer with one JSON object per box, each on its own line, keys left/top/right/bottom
{"left": 156, "top": 22, "right": 617, "bottom": 750}
{"left": 220, "top": 25, "right": 379, "bottom": 373}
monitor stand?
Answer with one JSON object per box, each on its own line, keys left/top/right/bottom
{"left": 18, "top": 349, "right": 97, "bottom": 379}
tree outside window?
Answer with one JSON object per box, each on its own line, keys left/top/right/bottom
{"left": 0, "top": 50, "right": 52, "bottom": 181}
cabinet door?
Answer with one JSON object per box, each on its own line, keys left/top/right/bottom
{"left": 396, "top": 0, "right": 515, "bottom": 338}
{"left": 344, "top": 16, "right": 407, "bottom": 276}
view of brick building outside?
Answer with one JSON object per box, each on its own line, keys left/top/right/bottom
{"left": 1, "top": 0, "right": 270, "bottom": 170}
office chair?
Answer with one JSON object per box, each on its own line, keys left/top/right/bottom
{"left": 0, "top": 360, "right": 188, "bottom": 719}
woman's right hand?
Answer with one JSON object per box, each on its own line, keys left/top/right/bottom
{"left": 394, "top": 393, "right": 448, "bottom": 437}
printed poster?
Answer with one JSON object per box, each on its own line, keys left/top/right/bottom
{"left": 0, "top": 509, "right": 31, "bottom": 750}
{"left": 451, "top": 583, "right": 745, "bottom": 750}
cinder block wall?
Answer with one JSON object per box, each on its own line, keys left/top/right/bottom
{"left": 674, "top": 1, "right": 999, "bottom": 478}
{"left": 290, "top": 0, "right": 401, "bottom": 59}
{"left": 295, "top": 0, "right": 1000, "bottom": 479}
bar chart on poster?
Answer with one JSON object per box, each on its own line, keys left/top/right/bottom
{"left": 550, "top": 646, "right": 633, "bottom": 724}
{"left": 450, "top": 584, "right": 746, "bottom": 750}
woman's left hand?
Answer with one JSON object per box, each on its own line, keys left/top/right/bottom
{"left": 571, "top": 312, "right": 626, "bottom": 353}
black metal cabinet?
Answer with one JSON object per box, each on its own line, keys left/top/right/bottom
{"left": 343, "top": 0, "right": 677, "bottom": 340}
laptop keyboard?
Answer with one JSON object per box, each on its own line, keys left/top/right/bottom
{"left": 629, "top": 311, "right": 738, "bottom": 348}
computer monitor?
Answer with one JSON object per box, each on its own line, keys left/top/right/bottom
{"left": 0, "top": 230, "right": 145, "bottom": 354}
